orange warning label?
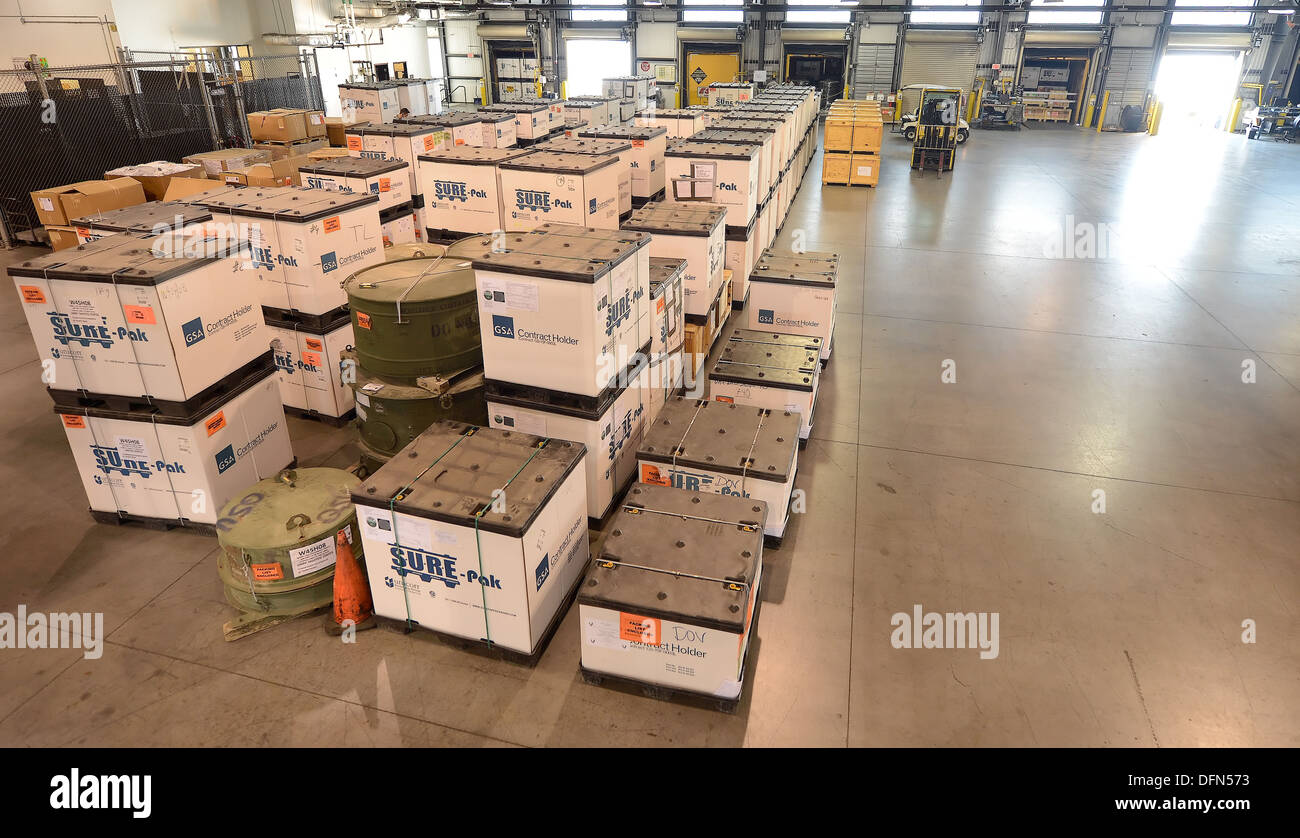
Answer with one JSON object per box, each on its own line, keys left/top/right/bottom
{"left": 305, "top": 337, "right": 323, "bottom": 352}
{"left": 19, "top": 286, "right": 46, "bottom": 304}
{"left": 205, "top": 411, "right": 227, "bottom": 437}
{"left": 454, "top": 138, "right": 466, "bottom": 146}
{"left": 302, "top": 350, "right": 322, "bottom": 367}
{"left": 251, "top": 563, "right": 284, "bottom": 581}
{"left": 714, "top": 395, "right": 734, "bottom": 404}
{"left": 346, "top": 135, "right": 362, "bottom": 150}
{"left": 620, "top": 613, "right": 661, "bottom": 646}
{"left": 76, "top": 227, "right": 90, "bottom": 238}
{"left": 656, "top": 297, "right": 665, "bottom": 314}
{"left": 378, "top": 178, "right": 391, "bottom": 193}
{"left": 323, "top": 215, "right": 341, "bottom": 234}
{"left": 356, "top": 312, "right": 372, "bottom": 330}
{"left": 640, "top": 463, "right": 670, "bottom": 487}
{"left": 423, "top": 135, "right": 436, "bottom": 151}
{"left": 632, "top": 139, "right": 646, "bottom": 148}
{"left": 123, "top": 305, "right": 155, "bottom": 325}
{"left": 61, "top": 414, "right": 86, "bottom": 429}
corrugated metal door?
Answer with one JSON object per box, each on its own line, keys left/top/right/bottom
{"left": 852, "top": 43, "right": 896, "bottom": 98}
{"left": 1102, "top": 47, "right": 1154, "bottom": 124}
{"left": 899, "top": 35, "right": 979, "bottom": 115}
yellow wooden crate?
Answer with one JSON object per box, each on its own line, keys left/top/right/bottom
{"left": 850, "top": 153, "right": 880, "bottom": 187}
{"left": 822, "top": 152, "right": 852, "bottom": 185}
{"left": 824, "top": 118, "right": 854, "bottom": 150}
{"left": 852, "top": 121, "right": 883, "bottom": 152}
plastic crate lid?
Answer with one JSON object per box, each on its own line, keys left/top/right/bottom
{"left": 638, "top": 397, "right": 800, "bottom": 483}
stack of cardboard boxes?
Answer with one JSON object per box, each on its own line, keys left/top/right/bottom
{"left": 822, "top": 99, "right": 883, "bottom": 187}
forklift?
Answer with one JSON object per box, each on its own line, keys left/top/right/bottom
{"left": 910, "top": 87, "right": 961, "bottom": 174}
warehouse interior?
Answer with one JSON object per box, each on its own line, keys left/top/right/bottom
{"left": 0, "top": 0, "right": 1297, "bottom": 750}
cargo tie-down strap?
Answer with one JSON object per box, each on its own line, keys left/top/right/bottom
{"left": 385, "top": 427, "right": 551, "bottom": 647}
{"left": 667, "top": 400, "right": 768, "bottom": 496}
{"left": 352, "top": 243, "right": 450, "bottom": 325}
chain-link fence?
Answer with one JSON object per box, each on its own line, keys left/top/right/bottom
{"left": 0, "top": 51, "right": 324, "bottom": 245}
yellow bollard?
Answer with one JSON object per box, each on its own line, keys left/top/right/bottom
{"left": 1226, "top": 98, "right": 1242, "bottom": 133}
{"left": 1149, "top": 102, "right": 1163, "bottom": 136}
{"left": 1096, "top": 91, "right": 1111, "bottom": 133}
{"left": 1083, "top": 95, "right": 1096, "bottom": 128}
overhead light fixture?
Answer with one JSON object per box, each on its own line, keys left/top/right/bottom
{"left": 1266, "top": 7, "right": 1295, "bottom": 13}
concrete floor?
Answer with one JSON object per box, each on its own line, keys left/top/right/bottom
{"left": 1, "top": 123, "right": 1297, "bottom": 747}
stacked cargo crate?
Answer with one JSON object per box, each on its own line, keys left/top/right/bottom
{"left": 822, "top": 99, "right": 882, "bottom": 187}
{"left": 8, "top": 230, "right": 293, "bottom": 530}
{"left": 196, "top": 185, "right": 385, "bottom": 425}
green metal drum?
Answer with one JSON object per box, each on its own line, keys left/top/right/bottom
{"left": 215, "top": 468, "right": 363, "bottom": 637}
{"left": 347, "top": 352, "right": 487, "bottom": 476}
{"left": 343, "top": 252, "right": 481, "bottom": 380}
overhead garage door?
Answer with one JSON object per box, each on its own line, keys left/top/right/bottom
{"left": 852, "top": 43, "right": 896, "bottom": 98}
{"left": 1102, "top": 47, "right": 1155, "bottom": 125}
{"left": 899, "top": 33, "right": 979, "bottom": 115}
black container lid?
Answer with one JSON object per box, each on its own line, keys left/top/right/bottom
{"left": 709, "top": 342, "right": 818, "bottom": 393}
{"left": 638, "top": 397, "right": 799, "bottom": 483}
{"left": 298, "top": 157, "right": 410, "bottom": 177}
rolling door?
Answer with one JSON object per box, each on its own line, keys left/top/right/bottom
{"left": 852, "top": 43, "right": 896, "bottom": 98}
{"left": 899, "top": 35, "right": 979, "bottom": 115}
{"left": 1101, "top": 47, "right": 1154, "bottom": 126}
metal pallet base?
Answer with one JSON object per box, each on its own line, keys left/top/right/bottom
{"left": 49, "top": 351, "right": 274, "bottom": 419}
{"left": 579, "top": 581, "right": 764, "bottom": 715}
{"left": 283, "top": 405, "right": 356, "bottom": 428}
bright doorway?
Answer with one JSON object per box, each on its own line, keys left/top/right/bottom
{"left": 1153, "top": 51, "right": 1242, "bottom": 133}
{"left": 566, "top": 39, "right": 631, "bottom": 97}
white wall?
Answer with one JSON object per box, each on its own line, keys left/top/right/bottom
{"left": 0, "top": 0, "right": 120, "bottom": 67}
{"left": 112, "top": 0, "right": 261, "bottom": 54}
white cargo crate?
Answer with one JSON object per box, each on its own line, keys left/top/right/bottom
{"left": 351, "top": 123, "right": 447, "bottom": 170}
{"left": 57, "top": 364, "right": 293, "bottom": 525}
{"left": 417, "top": 146, "right": 533, "bottom": 237}
{"left": 562, "top": 98, "right": 612, "bottom": 127}
{"left": 578, "top": 125, "right": 667, "bottom": 199}
{"left": 72, "top": 201, "right": 216, "bottom": 244}
{"left": 353, "top": 421, "right": 590, "bottom": 656}
{"left": 700, "top": 124, "right": 778, "bottom": 202}
{"left": 540, "top": 137, "right": 633, "bottom": 217}
{"left": 746, "top": 249, "right": 838, "bottom": 362}
{"left": 496, "top": 57, "right": 522, "bottom": 79}
{"left": 641, "top": 350, "right": 684, "bottom": 429}
{"left": 10, "top": 233, "right": 269, "bottom": 404}
{"left": 578, "top": 481, "right": 764, "bottom": 699}
{"left": 709, "top": 332, "right": 821, "bottom": 443}
{"left": 477, "top": 112, "right": 518, "bottom": 148}
{"left": 266, "top": 308, "right": 354, "bottom": 419}
{"left": 622, "top": 204, "right": 725, "bottom": 318}
{"left": 379, "top": 203, "right": 418, "bottom": 246}
{"left": 724, "top": 214, "right": 759, "bottom": 306}
{"left": 639, "top": 397, "right": 799, "bottom": 540}
{"left": 634, "top": 109, "right": 703, "bottom": 140}
{"left": 339, "top": 83, "right": 400, "bottom": 124}
{"left": 648, "top": 256, "right": 685, "bottom": 360}
{"left": 486, "top": 360, "right": 646, "bottom": 522}
{"left": 498, "top": 151, "right": 622, "bottom": 231}
{"left": 201, "top": 186, "right": 383, "bottom": 316}
{"left": 299, "top": 157, "right": 412, "bottom": 213}
{"left": 480, "top": 103, "right": 550, "bottom": 140}
{"left": 388, "top": 79, "right": 430, "bottom": 117}
{"left": 707, "top": 82, "right": 755, "bottom": 106}
{"left": 466, "top": 224, "right": 650, "bottom": 399}
{"left": 396, "top": 113, "right": 485, "bottom": 148}
{"left": 664, "top": 141, "right": 760, "bottom": 230}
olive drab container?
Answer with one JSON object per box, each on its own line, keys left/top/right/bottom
{"left": 637, "top": 397, "right": 800, "bottom": 542}
{"left": 198, "top": 185, "right": 384, "bottom": 317}
{"left": 464, "top": 224, "right": 651, "bottom": 399}
{"left": 621, "top": 203, "right": 725, "bottom": 318}
{"left": 216, "top": 467, "right": 363, "bottom": 639}
{"left": 577, "top": 482, "right": 765, "bottom": 701}
{"left": 342, "top": 251, "right": 481, "bottom": 380}
{"left": 9, "top": 232, "right": 268, "bottom": 405}
{"left": 352, "top": 421, "right": 590, "bottom": 657}
{"left": 708, "top": 330, "right": 822, "bottom": 443}
{"left": 57, "top": 364, "right": 294, "bottom": 526}
{"left": 745, "top": 249, "right": 839, "bottom": 363}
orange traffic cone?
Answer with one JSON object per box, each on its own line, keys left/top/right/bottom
{"left": 329, "top": 529, "right": 376, "bottom": 634}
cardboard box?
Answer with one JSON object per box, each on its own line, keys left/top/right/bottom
{"left": 30, "top": 178, "right": 146, "bottom": 228}
{"left": 254, "top": 138, "right": 327, "bottom": 161}
{"left": 45, "top": 226, "right": 81, "bottom": 251}
{"left": 850, "top": 152, "right": 879, "bottom": 187}
{"left": 183, "top": 148, "right": 272, "bottom": 177}
{"left": 324, "top": 116, "right": 358, "bottom": 147}
{"left": 162, "top": 177, "right": 223, "bottom": 201}
{"left": 308, "top": 147, "right": 352, "bottom": 161}
{"left": 223, "top": 154, "right": 311, "bottom": 188}
{"left": 104, "top": 162, "right": 204, "bottom": 201}
{"left": 248, "top": 108, "right": 309, "bottom": 143}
